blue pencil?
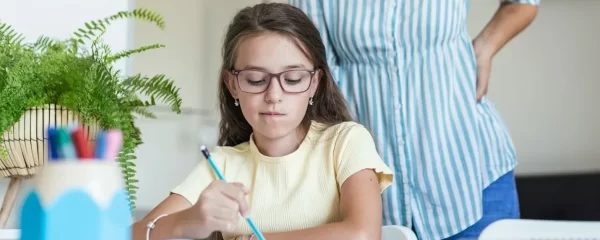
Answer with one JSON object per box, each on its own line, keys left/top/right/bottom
{"left": 200, "top": 146, "right": 266, "bottom": 240}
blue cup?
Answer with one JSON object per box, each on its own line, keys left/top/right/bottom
{"left": 19, "top": 160, "right": 132, "bottom": 240}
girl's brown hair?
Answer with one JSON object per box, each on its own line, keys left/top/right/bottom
{"left": 217, "top": 3, "right": 352, "bottom": 147}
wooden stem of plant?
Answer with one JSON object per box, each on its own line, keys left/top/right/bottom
{"left": 0, "top": 177, "right": 22, "bottom": 228}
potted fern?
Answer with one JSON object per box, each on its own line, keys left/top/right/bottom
{"left": 0, "top": 8, "right": 181, "bottom": 225}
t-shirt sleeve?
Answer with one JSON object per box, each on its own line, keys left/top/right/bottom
{"left": 334, "top": 124, "right": 394, "bottom": 193}
{"left": 170, "top": 147, "right": 224, "bottom": 205}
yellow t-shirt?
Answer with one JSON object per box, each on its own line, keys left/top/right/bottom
{"left": 171, "top": 121, "right": 394, "bottom": 239}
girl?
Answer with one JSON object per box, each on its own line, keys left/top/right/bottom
{"left": 132, "top": 3, "right": 394, "bottom": 240}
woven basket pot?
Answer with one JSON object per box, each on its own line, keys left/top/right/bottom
{"left": 0, "top": 104, "right": 99, "bottom": 228}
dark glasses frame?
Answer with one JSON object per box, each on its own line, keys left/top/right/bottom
{"left": 231, "top": 69, "right": 317, "bottom": 94}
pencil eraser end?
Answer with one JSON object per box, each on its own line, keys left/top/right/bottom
{"left": 200, "top": 145, "right": 207, "bottom": 151}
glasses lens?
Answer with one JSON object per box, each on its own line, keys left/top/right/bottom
{"left": 280, "top": 70, "right": 312, "bottom": 93}
{"left": 238, "top": 70, "right": 270, "bottom": 93}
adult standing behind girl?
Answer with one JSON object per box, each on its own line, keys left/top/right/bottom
{"left": 131, "top": 3, "right": 394, "bottom": 240}
{"left": 289, "top": 0, "right": 539, "bottom": 239}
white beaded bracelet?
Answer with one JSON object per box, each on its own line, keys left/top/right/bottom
{"left": 236, "top": 234, "right": 256, "bottom": 240}
{"left": 146, "top": 214, "right": 169, "bottom": 240}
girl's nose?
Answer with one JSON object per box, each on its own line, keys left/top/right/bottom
{"left": 264, "top": 76, "right": 283, "bottom": 103}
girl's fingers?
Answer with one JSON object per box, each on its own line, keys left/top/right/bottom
{"left": 219, "top": 182, "right": 250, "bottom": 217}
{"left": 208, "top": 217, "right": 239, "bottom": 232}
{"left": 211, "top": 205, "right": 239, "bottom": 221}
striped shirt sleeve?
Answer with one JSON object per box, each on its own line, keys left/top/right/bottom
{"left": 501, "top": 0, "right": 540, "bottom": 4}
{"left": 289, "top": 0, "right": 339, "bottom": 80}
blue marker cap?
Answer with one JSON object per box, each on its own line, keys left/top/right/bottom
{"left": 56, "top": 128, "right": 77, "bottom": 160}
{"left": 47, "top": 127, "right": 59, "bottom": 160}
{"left": 95, "top": 131, "right": 107, "bottom": 159}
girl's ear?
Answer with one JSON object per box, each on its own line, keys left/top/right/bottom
{"left": 223, "top": 71, "right": 239, "bottom": 99}
{"left": 310, "top": 69, "right": 322, "bottom": 97}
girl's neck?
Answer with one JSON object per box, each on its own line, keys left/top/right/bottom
{"left": 253, "top": 126, "right": 307, "bottom": 157}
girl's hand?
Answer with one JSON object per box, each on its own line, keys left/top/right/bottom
{"left": 175, "top": 180, "right": 250, "bottom": 239}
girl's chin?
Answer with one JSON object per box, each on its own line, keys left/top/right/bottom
{"left": 253, "top": 124, "right": 296, "bottom": 139}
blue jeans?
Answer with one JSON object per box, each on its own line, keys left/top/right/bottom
{"left": 443, "top": 170, "right": 520, "bottom": 240}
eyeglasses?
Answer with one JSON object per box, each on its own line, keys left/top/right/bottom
{"left": 232, "top": 69, "right": 316, "bottom": 94}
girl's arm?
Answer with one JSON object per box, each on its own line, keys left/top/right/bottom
{"left": 246, "top": 169, "right": 382, "bottom": 240}
{"left": 132, "top": 180, "right": 250, "bottom": 240}
{"left": 131, "top": 194, "right": 192, "bottom": 240}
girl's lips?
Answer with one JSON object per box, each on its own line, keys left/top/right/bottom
{"left": 260, "top": 112, "right": 285, "bottom": 117}
{"left": 261, "top": 112, "right": 284, "bottom": 115}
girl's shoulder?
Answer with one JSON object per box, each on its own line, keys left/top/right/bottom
{"left": 214, "top": 142, "right": 251, "bottom": 156}
{"left": 204, "top": 142, "right": 252, "bottom": 164}
{"left": 308, "top": 121, "right": 375, "bottom": 146}
{"left": 310, "top": 120, "right": 372, "bottom": 138}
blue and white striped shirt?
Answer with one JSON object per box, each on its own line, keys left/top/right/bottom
{"left": 289, "top": 0, "right": 540, "bottom": 239}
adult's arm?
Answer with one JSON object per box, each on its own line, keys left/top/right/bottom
{"left": 473, "top": 0, "right": 540, "bottom": 59}
{"left": 473, "top": 0, "right": 540, "bottom": 101}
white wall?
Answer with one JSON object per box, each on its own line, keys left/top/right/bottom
{"left": 0, "top": 0, "right": 598, "bottom": 228}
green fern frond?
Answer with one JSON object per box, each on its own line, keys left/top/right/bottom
{"left": 99, "top": 43, "right": 113, "bottom": 62}
{"left": 92, "top": 62, "right": 120, "bottom": 90}
{"left": 120, "top": 121, "right": 143, "bottom": 212}
{"left": 118, "top": 138, "right": 140, "bottom": 211}
{"left": 72, "top": 8, "right": 166, "bottom": 45}
{"left": 0, "top": 23, "right": 25, "bottom": 48}
{"left": 121, "top": 74, "right": 182, "bottom": 114}
{"left": 127, "top": 97, "right": 157, "bottom": 109}
{"left": 121, "top": 8, "right": 166, "bottom": 29}
{"left": 31, "top": 36, "right": 55, "bottom": 52}
{"left": 131, "top": 106, "right": 156, "bottom": 118}
{"left": 90, "top": 30, "right": 108, "bottom": 59}
{"left": 107, "top": 44, "right": 165, "bottom": 63}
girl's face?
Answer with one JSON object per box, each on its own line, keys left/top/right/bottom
{"left": 226, "top": 32, "right": 319, "bottom": 140}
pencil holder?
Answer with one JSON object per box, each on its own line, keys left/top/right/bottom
{"left": 19, "top": 160, "right": 132, "bottom": 240}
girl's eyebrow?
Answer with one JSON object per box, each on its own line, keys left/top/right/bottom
{"left": 240, "top": 64, "right": 308, "bottom": 71}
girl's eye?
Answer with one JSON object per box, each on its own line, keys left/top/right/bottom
{"left": 247, "top": 79, "right": 266, "bottom": 86}
{"left": 284, "top": 79, "right": 302, "bottom": 85}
